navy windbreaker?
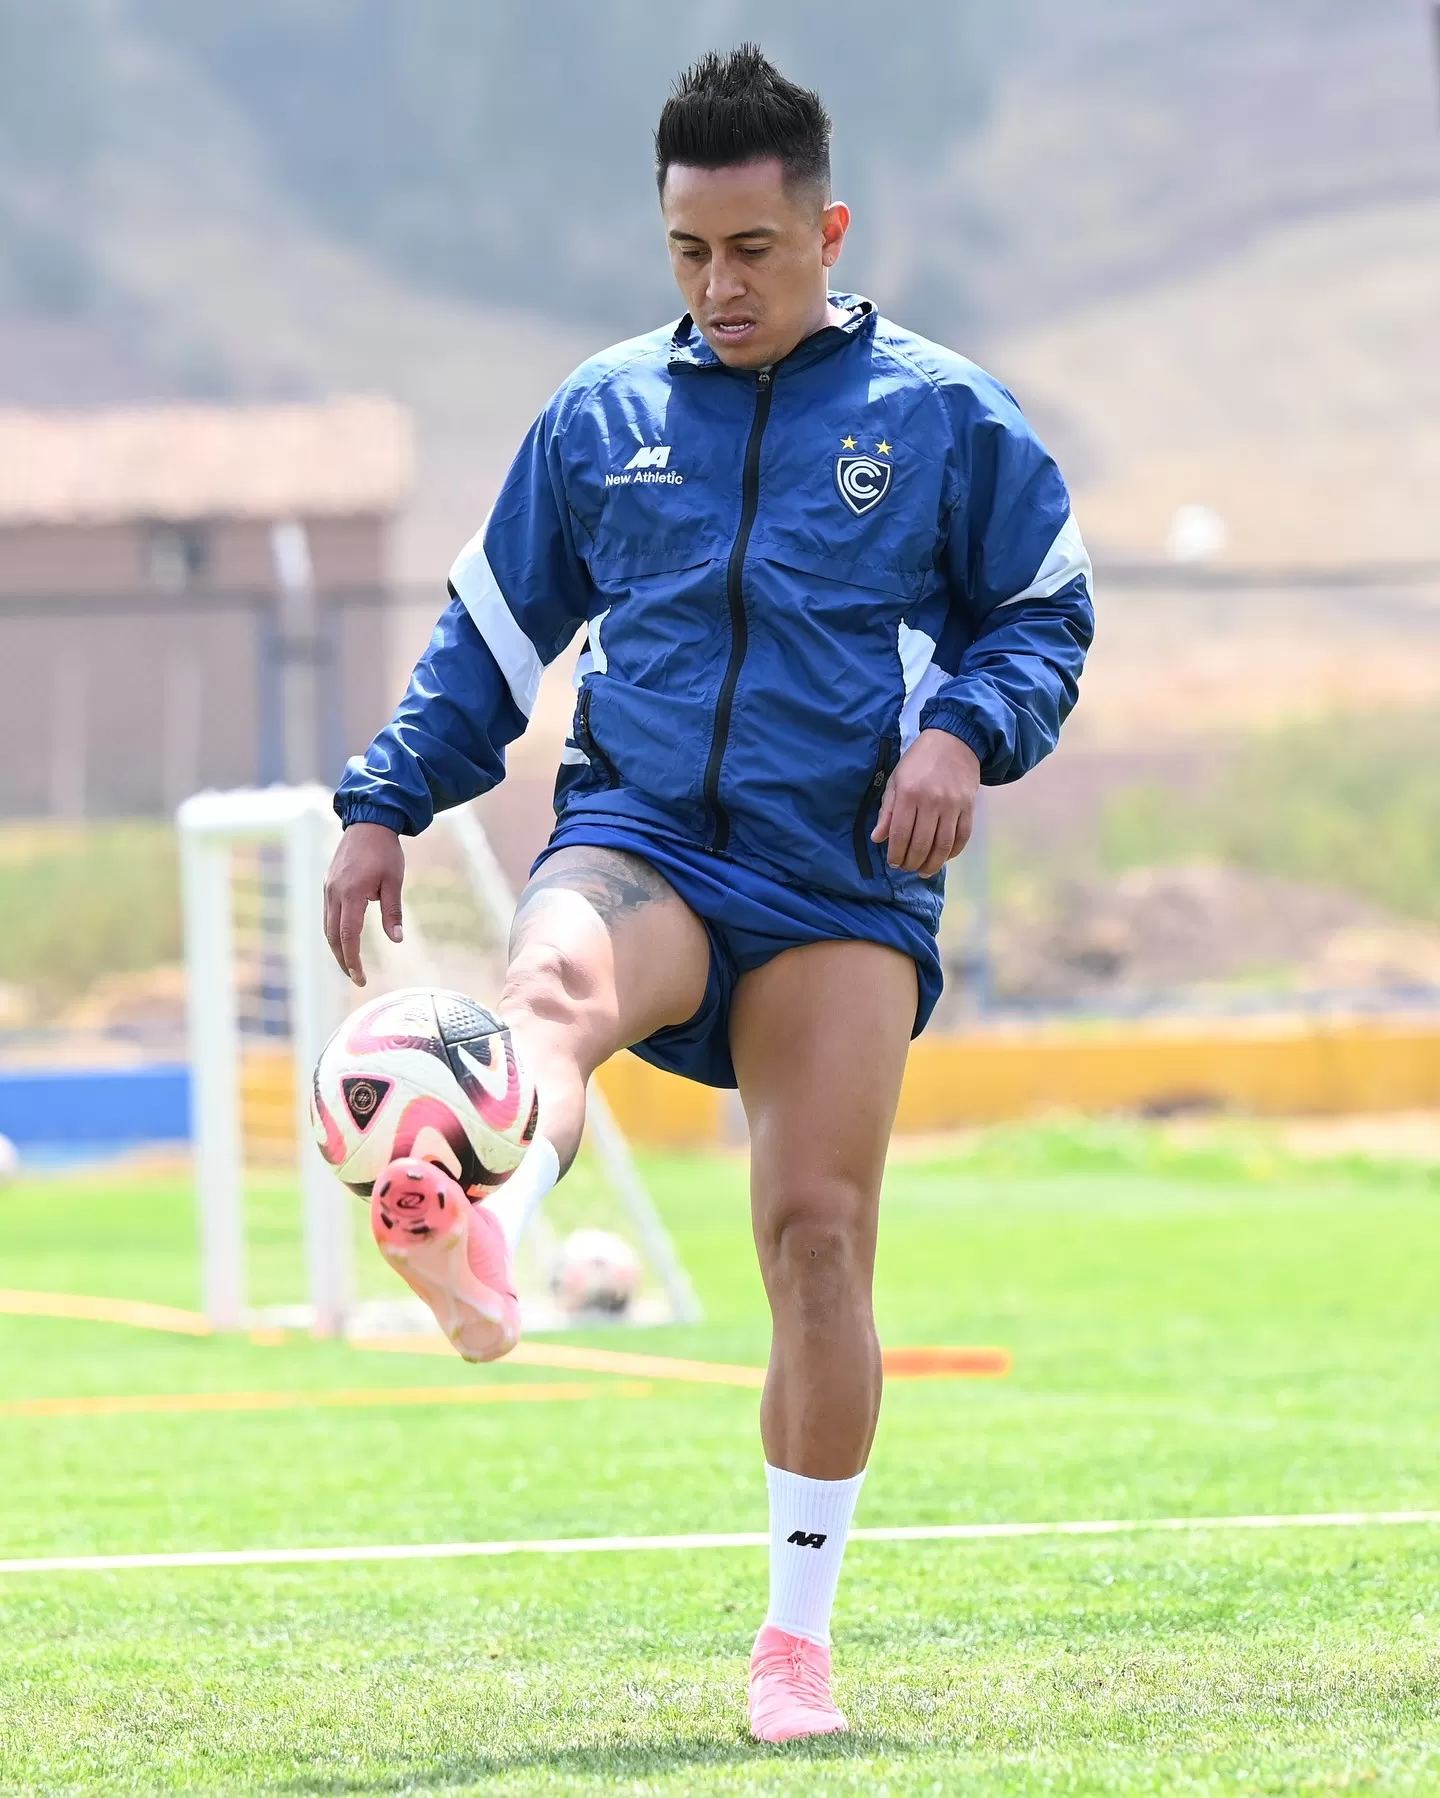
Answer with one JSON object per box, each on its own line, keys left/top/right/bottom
{"left": 336, "top": 299, "right": 1094, "bottom": 932}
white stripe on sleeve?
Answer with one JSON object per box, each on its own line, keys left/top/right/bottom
{"left": 897, "top": 622, "right": 954, "bottom": 751}
{"left": 571, "top": 608, "right": 611, "bottom": 690}
{"left": 995, "top": 511, "right": 1093, "bottom": 609}
{"left": 449, "top": 519, "right": 545, "bottom": 718}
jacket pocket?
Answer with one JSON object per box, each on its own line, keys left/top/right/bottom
{"left": 852, "top": 739, "right": 898, "bottom": 880}
{"left": 576, "top": 685, "right": 621, "bottom": 789}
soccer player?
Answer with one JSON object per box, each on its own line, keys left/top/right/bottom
{"left": 324, "top": 47, "right": 1092, "bottom": 1742}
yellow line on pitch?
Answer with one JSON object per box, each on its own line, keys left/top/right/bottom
{"left": 357, "top": 1333, "right": 770, "bottom": 1387}
{"left": 358, "top": 1336, "right": 1011, "bottom": 1385}
{"left": 0, "top": 1291, "right": 771, "bottom": 1385}
{"left": 0, "top": 1290, "right": 1009, "bottom": 1387}
{"left": 0, "top": 1381, "right": 653, "bottom": 1420}
{"left": 0, "top": 1288, "right": 212, "bottom": 1335}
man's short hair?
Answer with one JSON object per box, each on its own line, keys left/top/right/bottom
{"left": 655, "top": 45, "right": 831, "bottom": 199}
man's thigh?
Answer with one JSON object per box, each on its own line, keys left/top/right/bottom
{"left": 504, "top": 845, "right": 711, "bottom": 1071}
{"left": 729, "top": 939, "right": 918, "bottom": 1232}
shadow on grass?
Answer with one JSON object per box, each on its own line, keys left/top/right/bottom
{"left": 278, "top": 1728, "right": 915, "bottom": 1793}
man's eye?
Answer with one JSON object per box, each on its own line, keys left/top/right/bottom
{"left": 740, "top": 246, "right": 769, "bottom": 259}
{"left": 681, "top": 249, "right": 706, "bottom": 263}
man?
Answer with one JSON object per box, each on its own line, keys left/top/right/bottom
{"left": 325, "top": 45, "right": 1092, "bottom": 1743}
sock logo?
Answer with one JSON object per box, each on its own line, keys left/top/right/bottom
{"left": 786, "top": 1530, "right": 828, "bottom": 1549}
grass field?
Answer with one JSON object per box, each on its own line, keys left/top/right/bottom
{"left": 1, "top": 1121, "right": 1437, "bottom": 1795}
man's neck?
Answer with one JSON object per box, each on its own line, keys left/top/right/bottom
{"left": 769, "top": 295, "right": 852, "bottom": 365}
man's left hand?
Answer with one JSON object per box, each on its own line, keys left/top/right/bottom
{"left": 871, "top": 728, "right": 982, "bottom": 877}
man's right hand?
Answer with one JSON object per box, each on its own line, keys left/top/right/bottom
{"left": 323, "top": 823, "right": 405, "bottom": 987}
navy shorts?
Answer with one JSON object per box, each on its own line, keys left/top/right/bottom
{"left": 532, "top": 819, "right": 943, "bottom": 1089}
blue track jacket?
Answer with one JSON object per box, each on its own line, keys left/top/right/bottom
{"left": 337, "top": 299, "right": 1094, "bottom": 932}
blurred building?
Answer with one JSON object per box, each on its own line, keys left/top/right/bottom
{"left": 0, "top": 398, "right": 412, "bottom": 817}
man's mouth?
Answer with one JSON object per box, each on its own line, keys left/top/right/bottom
{"left": 708, "top": 317, "right": 758, "bottom": 344}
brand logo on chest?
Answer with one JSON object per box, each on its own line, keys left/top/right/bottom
{"left": 607, "top": 443, "right": 684, "bottom": 488}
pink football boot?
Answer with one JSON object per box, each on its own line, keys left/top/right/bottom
{"left": 371, "top": 1158, "right": 520, "bottom": 1362}
{"left": 748, "top": 1624, "right": 849, "bottom": 1744}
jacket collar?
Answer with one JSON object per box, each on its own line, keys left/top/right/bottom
{"left": 667, "top": 295, "right": 875, "bottom": 376}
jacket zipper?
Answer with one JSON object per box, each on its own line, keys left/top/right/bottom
{"left": 577, "top": 686, "right": 620, "bottom": 788}
{"left": 852, "top": 739, "right": 898, "bottom": 879}
{"left": 703, "top": 368, "right": 773, "bottom": 851}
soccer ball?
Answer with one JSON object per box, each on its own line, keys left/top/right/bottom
{"left": 310, "top": 988, "right": 538, "bottom": 1198}
{"left": 0, "top": 1132, "right": 17, "bottom": 1185}
{"left": 551, "top": 1228, "right": 642, "bottom": 1315}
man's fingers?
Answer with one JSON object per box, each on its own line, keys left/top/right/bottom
{"left": 919, "top": 817, "right": 961, "bottom": 879}
{"left": 919, "top": 803, "right": 974, "bottom": 877}
{"left": 321, "top": 828, "right": 405, "bottom": 988}
{"left": 378, "top": 873, "right": 405, "bottom": 945}
{"left": 323, "top": 885, "right": 347, "bottom": 977}
{"left": 898, "top": 804, "right": 941, "bottom": 874}
{"left": 883, "top": 792, "right": 916, "bottom": 867}
{"left": 337, "top": 892, "right": 369, "bottom": 987}
{"left": 871, "top": 781, "right": 895, "bottom": 844}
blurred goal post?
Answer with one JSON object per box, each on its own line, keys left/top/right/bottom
{"left": 178, "top": 785, "right": 349, "bottom": 1334}
{"left": 177, "top": 785, "right": 702, "bottom": 1336}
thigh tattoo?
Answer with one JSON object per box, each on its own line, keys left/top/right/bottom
{"left": 509, "top": 849, "right": 675, "bottom": 954}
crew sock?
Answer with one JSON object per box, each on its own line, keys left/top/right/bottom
{"left": 484, "top": 1134, "right": 560, "bottom": 1253}
{"left": 762, "top": 1463, "right": 866, "bottom": 1647}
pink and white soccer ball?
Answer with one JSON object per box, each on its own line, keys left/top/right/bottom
{"left": 551, "top": 1228, "right": 643, "bottom": 1315}
{"left": 309, "top": 988, "right": 538, "bottom": 1198}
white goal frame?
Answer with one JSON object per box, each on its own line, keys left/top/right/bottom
{"left": 178, "top": 785, "right": 702, "bottom": 1335}
{"left": 178, "top": 785, "right": 350, "bottom": 1334}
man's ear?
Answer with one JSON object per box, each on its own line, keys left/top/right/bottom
{"left": 819, "top": 200, "right": 850, "bottom": 270}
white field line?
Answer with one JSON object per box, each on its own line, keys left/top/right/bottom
{"left": 2, "top": 1510, "right": 1437, "bottom": 1577}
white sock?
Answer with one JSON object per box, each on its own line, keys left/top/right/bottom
{"left": 485, "top": 1135, "right": 560, "bottom": 1253}
{"left": 763, "top": 1463, "right": 866, "bottom": 1647}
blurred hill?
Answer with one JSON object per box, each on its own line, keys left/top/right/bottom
{"left": 0, "top": 1, "right": 1436, "bottom": 582}
{"left": 114, "top": 0, "right": 996, "bottom": 334}
{"left": 971, "top": 0, "right": 1440, "bottom": 569}
{"left": 994, "top": 193, "right": 1440, "bottom": 568}
{"left": 955, "top": 0, "right": 1438, "bottom": 329}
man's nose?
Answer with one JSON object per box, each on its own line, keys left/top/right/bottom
{"left": 706, "top": 256, "right": 747, "bottom": 306}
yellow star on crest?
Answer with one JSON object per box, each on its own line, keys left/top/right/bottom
{"left": 840, "top": 434, "right": 857, "bottom": 450}
{"left": 876, "top": 439, "right": 892, "bottom": 455}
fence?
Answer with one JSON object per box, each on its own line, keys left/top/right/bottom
{"left": 0, "top": 582, "right": 405, "bottom": 820}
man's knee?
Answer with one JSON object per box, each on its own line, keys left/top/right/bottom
{"left": 760, "top": 1186, "right": 875, "bottom": 1324}
{"left": 501, "top": 942, "right": 598, "bottom": 1034}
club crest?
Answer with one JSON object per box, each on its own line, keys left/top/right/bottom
{"left": 835, "top": 453, "right": 892, "bottom": 517}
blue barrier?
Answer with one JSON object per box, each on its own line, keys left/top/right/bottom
{"left": 0, "top": 1064, "right": 191, "bottom": 1148}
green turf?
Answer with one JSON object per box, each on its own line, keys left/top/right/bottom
{"left": 1, "top": 1121, "right": 1437, "bottom": 1794}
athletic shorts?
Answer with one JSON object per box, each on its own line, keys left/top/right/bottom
{"left": 532, "top": 818, "right": 943, "bottom": 1090}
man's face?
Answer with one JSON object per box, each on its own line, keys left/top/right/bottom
{"left": 660, "top": 159, "right": 850, "bottom": 369}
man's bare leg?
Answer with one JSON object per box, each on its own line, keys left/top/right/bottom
{"left": 730, "top": 938, "right": 916, "bottom": 1738}
{"left": 732, "top": 938, "right": 916, "bottom": 1475}
{"left": 499, "top": 847, "right": 711, "bottom": 1172}
{"left": 372, "top": 846, "right": 709, "bottom": 1359}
